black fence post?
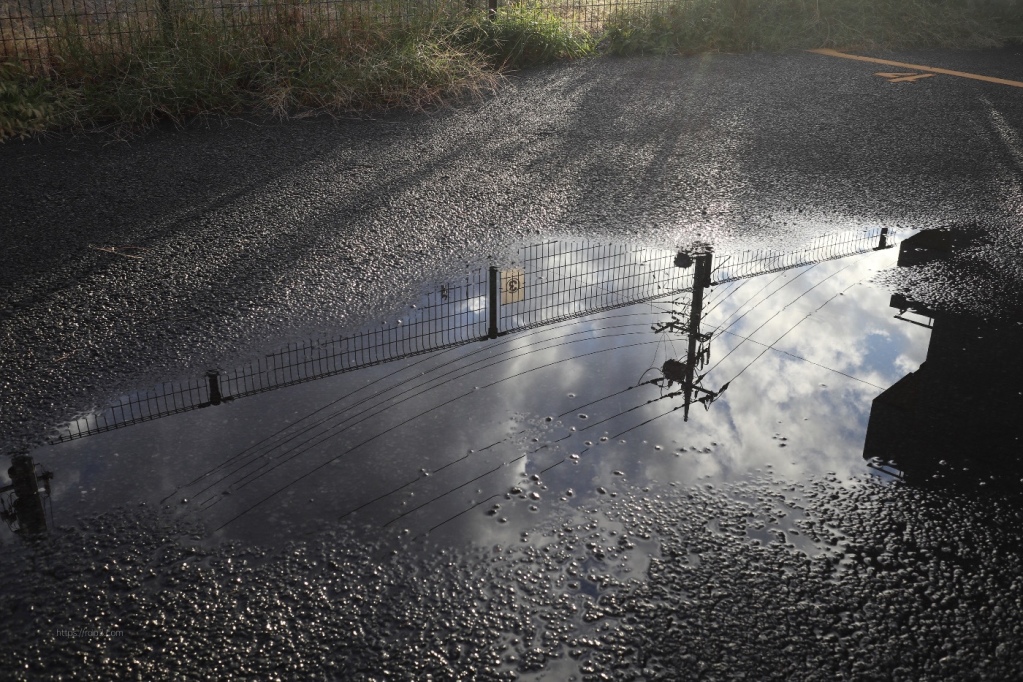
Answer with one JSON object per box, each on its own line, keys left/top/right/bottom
{"left": 488, "top": 266, "right": 499, "bottom": 339}
{"left": 698, "top": 250, "right": 713, "bottom": 288}
{"left": 488, "top": 0, "right": 497, "bottom": 20}
{"left": 876, "top": 227, "right": 890, "bottom": 250}
{"left": 206, "top": 370, "right": 223, "bottom": 406}
{"left": 159, "top": 0, "right": 173, "bottom": 41}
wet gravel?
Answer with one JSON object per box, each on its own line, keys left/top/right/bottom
{"left": 2, "top": 474, "right": 1021, "bottom": 680}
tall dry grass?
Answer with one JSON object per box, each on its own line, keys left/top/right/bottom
{"left": 2, "top": 0, "right": 1022, "bottom": 139}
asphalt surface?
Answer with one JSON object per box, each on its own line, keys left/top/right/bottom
{"left": 3, "top": 47, "right": 1023, "bottom": 453}
{"left": 3, "top": 48, "right": 1023, "bottom": 680}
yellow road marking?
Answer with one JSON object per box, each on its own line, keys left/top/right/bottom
{"left": 875, "top": 72, "right": 936, "bottom": 83}
{"left": 809, "top": 48, "right": 1023, "bottom": 88}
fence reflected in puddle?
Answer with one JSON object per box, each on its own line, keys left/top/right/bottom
{"left": 6, "top": 228, "right": 1020, "bottom": 554}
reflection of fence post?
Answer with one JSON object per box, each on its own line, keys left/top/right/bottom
{"left": 488, "top": 266, "right": 499, "bottom": 339}
{"left": 206, "top": 370, "right": 223, "bottom": 406}
{"left": 876, "top": 227, "right": 890, "bottom": 250}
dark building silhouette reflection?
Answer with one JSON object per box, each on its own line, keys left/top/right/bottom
{"left": 864, "top": 230, "right": 1023, "bottom": 490}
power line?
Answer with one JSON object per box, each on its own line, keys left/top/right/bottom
{"left": 211, "top": 337, "right": 663, "bottom": 531}
{"left": 715, "top": 328, "right": 884, "bottom": 389}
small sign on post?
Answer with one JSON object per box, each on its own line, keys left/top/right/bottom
{"left": 501, "top": 268, "right": 525, "bottom": 305}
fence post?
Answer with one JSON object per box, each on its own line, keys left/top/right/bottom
{"left": 159, "top": 0, "right": 173, "bottom": 41}
{"left": 488, "top": 0, "right": 497, "bottom": 20}
{"left": 488, "top": 266, "right": 499, "bottom": 339}
{"left": 206, "top": 370, "right": 223, "bottom": 406}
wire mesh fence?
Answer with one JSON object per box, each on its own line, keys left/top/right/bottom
{"left": 0, "top": 0, "right": 664, "bottom": 66}
{"left": 501, "top": 240, "right": 696, "bottom": 333}
{"left": 53, "top": 374, "right": 212, "bottom": 440}
{"left": 710, "top": 227, "right": 888, "bottom": 285}
{"left": 0, "top": 0, "right": 465, "bottom": 65}
{"left": 49, "top": 231, "right": 893, "bottom": 443}
{"left": 221, "top": 270, "right": 488, "bottom": 400}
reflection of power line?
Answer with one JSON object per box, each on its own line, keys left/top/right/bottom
{"left": 709, "top": 265, "right": 816, "bottom": 339}
{"left": 715, "top": 328, "right": 884, "bottom": 389}
{"left": 607, "top": 402, "right": 687, "bottom": 443}
{"left": 572, "top": 260, "right": 862, "bottom": 435}
{"left": 226, "top": 332, "right": 655, "bottom": 496}
{"left": 399, "top": 432, "right": 582, "bottom": 540}
{"left": 61, "top": 232, "right": 889, "bottom": 444}
{"left": 371, "top": 422, "right": 564, "bottom": 532}
{"left": 563, "top": 254, "right": 720, "bottom": 431}
{"left": 365, "top": 242, "right": 894, "bottom": 533}
{"left": 338, "top": 437, "right": 513, "bottom": 521}
{"left": 415, "top": 494, "right": 503, "bottom": 541}
{"left": 580, "top": 268, "right": 877, "bottom": 443}
{"left": 557, "top": 383, "right": 650, "bottom": 419}
{"left": 702, "top": 261, "right": 852, "bottom": 377}
{"left": 220, "top": 238, "right": 891, "bottom": 535}
{"left": 182, "top": 313, "right": 652, "bottom": 502}
{"left": 212, "top": 337, "right": 663, "bottom": 531}
{"left": 407, "top": 442, "right": 581, "bottom": 542}
{"left": 164, "top": 343, "right": 471, "bottom": 502}
{"left": 703, "top": 279, "right": 745, "bottom": 317}
{"left": 576, "top": 388, "right": 684, "bottom": 435}
{"left": 198, "top": 324, "right": 655, "bottom": 501}
{"left": 383, "top": 457, "right": 521, "bottom": 528}
{"left": 173, "top": 310, "right": 660, "bottom": 502}
{"left": 722, "top": 278, "right": 864, "bottom": 386}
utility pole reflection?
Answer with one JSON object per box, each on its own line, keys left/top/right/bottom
{"left": 650, "top": 249, "right": 728, "bottom": 421}
{"left": 1, "top": 455, "right": 54, "bottom": 537}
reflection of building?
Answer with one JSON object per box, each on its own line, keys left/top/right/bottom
{"left": 1, "top": 455, "right": 53, "bottom": 537}
{"left": 864, "top": 231, "right": 1023, "bottom": 489}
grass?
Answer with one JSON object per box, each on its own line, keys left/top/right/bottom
{"left": 0, "top": 59, "right": 53, "bottom": 139}
{"left": 0, "top": 1, "right": 593, "bottom": 138}
{"left": 1, "top": 0, "right": 1022, "bottom": 140}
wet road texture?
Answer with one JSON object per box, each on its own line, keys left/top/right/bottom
{"left": 3, "top": 48, "right": 1023, "bottom": 680}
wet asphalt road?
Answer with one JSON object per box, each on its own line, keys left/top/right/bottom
{"left": 3, "top": 47, "right": 1023, "bottom": 452}
{"left": 3, "top": 49, "right": 1023, "bottom": 681}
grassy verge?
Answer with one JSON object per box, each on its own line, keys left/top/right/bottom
{"left": 603, "top": 0, "right": 1023, "bottom": 55}
{"left": 0, "top": 2, "right": 592, "bottom": 139}
{"left": 2, "top": 0, "right": 1022, "bottom": 140}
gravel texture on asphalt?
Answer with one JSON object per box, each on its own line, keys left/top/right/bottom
{"left": 3, "top": 51, "right": 1022, "bottom": 453}
{"left": 4, "top": 50, "right": 1023, "bottom": 681}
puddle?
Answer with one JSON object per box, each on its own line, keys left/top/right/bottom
{"left": 5, "top": 228, "right": 1023, "bottom": 679}
{"left": 4, "top": 229, "right": 924, "bottom": 545}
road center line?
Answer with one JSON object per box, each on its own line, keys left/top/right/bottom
{"left": 808, "top": 48, "right": 1023, "bottom": 88}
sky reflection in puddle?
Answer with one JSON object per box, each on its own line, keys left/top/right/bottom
{"left": 5, "top": 232, "right": 943, "bottom": 552}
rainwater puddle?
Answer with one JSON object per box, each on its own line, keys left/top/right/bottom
{"left": 5, "top": 228, "right": 1023, "bottom": 679}
{"left": 7, "top": 229, "right": 934, "bottom": 550}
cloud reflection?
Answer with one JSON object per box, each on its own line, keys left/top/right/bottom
{"left": 15, "top": 244, "right": 928, "bottom": 551}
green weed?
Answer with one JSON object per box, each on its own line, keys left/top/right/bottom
{"left": 456, "top": 3, "right": 594, "bottom": 68}
{"left": 0, "top": 60, "right": 56, "bottom": 140}
{"left": 0, "top": 0, "right": 597, "bottom": 138}
{"left": 2, "top": 0, "right": 1022, "bottom": 140}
